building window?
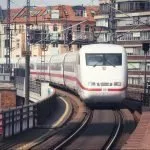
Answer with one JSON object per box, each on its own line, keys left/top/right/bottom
{"left": 100, "top": 4, "right": 109, "bottom": 14}
{"left": 4, "top": 26, "right": 7, "bottom": 34}
{"left": 117, "top": 1, "right": 150, "bottom": 12}
{"left": 125, "top": 48, "right": 133, "bottom": 55}
{"left": 53, "top": 24, "right": 58, "bottom": 31}
{"left": 141, "top": 31, "right": 150, "bottom": 40}
{"left": 72, "top": 6, "right": 85, "bottom": 16}
{"left": 133, "top": 16, "right": 140, "bottom": 25}
{"left": 16, "top": 39, "right": 20, "bottom": 48}
{"left": 22, "top": 25, "right": 24, "bottom": 32}
{"left": 75, "top": 10, "right": 83, "bottom": 16}
{"left": 69, "top": 24, "right": 72, "bottom": 31}
{"left": 77, "top": 44, "right": 82, "bottom": 49}
{"left": 77, "top": 25, "right": 81, "bottom": 32}
{"left": 52, "top": 43, "right": 58, "bottom": 47}
{"left": 147, "top": 65, "right": 150, "bottom": 71}
{"left": 85, "top": 25, "right": 89, "bottom": 32}
{"left": 19, "top": 25, "right": 22, "bottom": 33}
{"left": 91, "top": 11, "right": 95, "bottom": 17}
{"left": 16, "top": 43, "right": 20, "bottom": 48}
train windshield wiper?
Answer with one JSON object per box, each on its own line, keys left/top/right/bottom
{"left": 93, "top": 62, "right": 100, "bottom": 67}
{"left": 105, "top": 59, "right": 116, "bottom": 67}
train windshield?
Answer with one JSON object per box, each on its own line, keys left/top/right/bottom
{"left": 86, "top": 53, "right": 122, "bottom": 67}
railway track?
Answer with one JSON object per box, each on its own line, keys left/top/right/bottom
{"left": 0, "top": 88, "right": 89, "bottom": 150}
{"left": 0, "top": 87, "right": 140, "bottom": 149}
{"left": 26, "top": 105, "right": 127, "bottom": 150}
{"left": 28, "top": 90, "right": 91, "bottom": 150}
{"left": 103, "top": 110, "right": 123, "bottom": 150}
{"left": 62, "top": 109, "right": 125, "bottom": 150}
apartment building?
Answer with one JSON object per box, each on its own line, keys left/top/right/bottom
{"left": 95, "top": 0, "right": 150, "bottom": 85}
{"left": 0, "top": 5, "right": 98, "bottom": 58}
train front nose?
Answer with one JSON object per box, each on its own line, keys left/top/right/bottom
{"left": 80, "top": 90, "right": 126, "bottom": 108}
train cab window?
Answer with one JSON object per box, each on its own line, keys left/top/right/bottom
{"left": 86, "top": 54, "right": 103, "bottom": 66}
{"left": 86, "top": 53, "right": 122, "bottom": 66}
{"left": 104, "top": 54, "right": 122, "bottom": 66}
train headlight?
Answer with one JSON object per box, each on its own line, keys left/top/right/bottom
{"left": 114, "top": 82, "right": 121, "bottom": 86}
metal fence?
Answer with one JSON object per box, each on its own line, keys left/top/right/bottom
{"left": 0, "top": 82, "right": 56, "bottom": 140}
{"left": 15, "top": 77, "right": 41, "bottom": 95}
{"left": 128, "top": 79, "right": 150, "bottom": 107}
{"left": 30, "top": 80, "right": 41, "bottom": 95}
{"left": 127, "top": 90, "right": 143, "bottom": 101}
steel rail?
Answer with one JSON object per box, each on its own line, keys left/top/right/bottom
{"left": 105, "top": 110, "right": 122, "bottom": 150}
{"left": 54, "top": 110, "right": 92, "bottom": 150}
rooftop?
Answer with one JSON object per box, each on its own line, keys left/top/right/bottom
{"left": 1, "top": 5, "right": 99, "bottom": 24}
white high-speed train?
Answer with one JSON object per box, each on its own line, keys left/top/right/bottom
{"left": 0, "top": 44, "right": 128, "bottom": 108}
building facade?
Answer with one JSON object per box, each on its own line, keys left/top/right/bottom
{"left": 0, "top": 5, "right": 98, "bottom": 58}
{"left": 95, "top": 0, "right": 150, "bottom": 86}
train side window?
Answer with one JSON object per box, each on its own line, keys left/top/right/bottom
{"left": 64, "top": 62, "right": 74, "bottom": 72}
{"left": 50, "top": 63, "right": 61, "bottom": 70}
{"left": 42, "top": 63, "right": 48, "bottom": 70}
{"left": 37, "top": 63, "right": 48, "bottom": 70}
{"left": 37, "top": 63, "right": 41, "bottom": 70}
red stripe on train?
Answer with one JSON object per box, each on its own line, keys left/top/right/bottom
{"left": 31, "top": 71, "right": 126, "bottom": 92}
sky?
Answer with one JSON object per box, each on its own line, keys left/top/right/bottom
{"left": 0, "top": 0, "right": 99, "bottom": 9}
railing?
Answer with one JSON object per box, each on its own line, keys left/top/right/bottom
{"left": 15, "top": 77, "right": 41, "bottom": 100}
{"left": 0, "top": 90, "right": 56, "bottom": 139}
{"left": 127, "top": 90, "right": 143, "bottom": 101}
{"left": 30, "top": 80, "right": 41, "bottom": 95}
{"left": 0, "top": 105, "right": 35, "bottom": 138}
{"left": 0, "top": 77, "right": 56, "bottom": 140}
{"left": 128, "top": 77, "right": 150, "bottom": 106}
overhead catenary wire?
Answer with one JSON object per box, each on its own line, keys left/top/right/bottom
{"left": 33, "top": 19, "right": 88, "bottom": 45}
{"left": 8, "top": 1, "right": 94, "bottom": 48}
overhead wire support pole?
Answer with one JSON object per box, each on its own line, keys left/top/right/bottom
{"left": 6, "top": 0, "right": 11, "bottom": 76}
{"left": 25, "top": 0, "right": 30, "bottom": 105}
{"left": 108, "top": 0, "right": 116, "bottom": 44}
{"left": 40, "top": 16, "right": 46, "bottom": 81}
